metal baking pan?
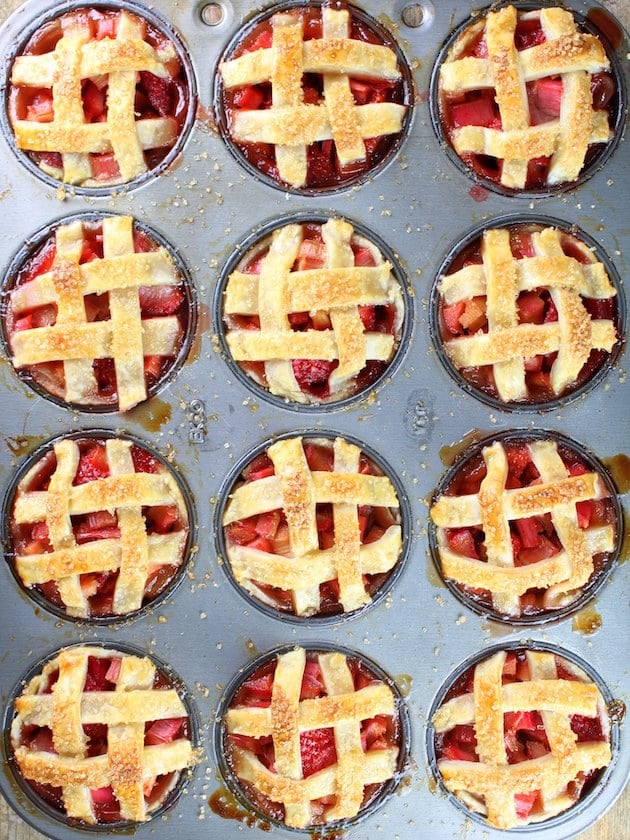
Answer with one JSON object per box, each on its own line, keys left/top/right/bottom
{"left": 0, "top": 0, "right": 627, "bottom": 838}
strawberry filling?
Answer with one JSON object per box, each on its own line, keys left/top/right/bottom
{"left": 225, "top": 222, "right": 401, "bottom": 402}
{"left": 227, "top": 651, "right": 401, "bottom": 823}
{"left": 221, "top": 7, "right": 408, "bottom": 189}
{"left": 439, "top": 12, "right": 617, "bottom": 189}
{"left": 224, "top": 439, "right": 400, "bottom": 616}
{"left": 435, "top": 650, "right": 608, "bottom": 820}
{"left": 5, "top": 220, "right": 190, "bottom": 409}
{"left": 438, "top": 224, "right": 619, "bottom": 404}
{"left": 10, "top": 8, "right": 190, "bottom": 183}
{"left": 438, "top": 438, "right": 617, "bottom": 617}
{"left": 10, "top": 438, "right": 188, "bottom": 617}
{"left": 16, "top": 654, "right": 189, "bottom": 823}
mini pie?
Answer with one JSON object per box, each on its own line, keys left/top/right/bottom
{"left": 222, "top": 646, "right": 404, "bottom": 828}
{"left": 8, "top": 435, "right": 190, "bottom": 619}
{"left": 10, "top": 645, "right": 196, "bottom": 824}
{"left": 430, "top": 435, "right": 618, "bottom": 620}
{"left": 432, "top": 647, "right": 612, "bottom": 829}
{"left": 4, "top": 215, "right": 192, "bottom": 411}
{"left": 436, "top": 5, "right": 617, "bottom": 191}
{"left": 8, "top": 6, "right": 192, "bottom": 187}
{"left": 217, "top": 4, "right": 409, "bottom": 190}
{"left": 221, "top": 435, "right": 403, "bottom": 618}
{"left": 221, "top": 217, "right": 405, "bottom": 404}
{"left": 435, "top": 223, "right": 619, "bottom": 406}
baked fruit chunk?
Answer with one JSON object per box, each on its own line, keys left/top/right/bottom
{"left": 4, "top": 215, "right": 193, "bottom": 411}
{"left": 430, "top": 434, "right": 619, "bottom": 620}
{"left": 217, "top": 3, "right": 410, "bottom": 191}
{"left": 8, "top": 7, "right": 193, "bottom": 187}
{"left": 7, "top": 434, "right": 191, "bottom": 620}
{"left": 432, "top": 647, "right": 613, "bottom": 829}
{"left": 434, "top": 223, "right": 620, "bottom": 406}
{"left": 10, "top": 645, "right": 196, "bottom": 825}
{"left": 222, "top": 646, "right": 406, "bottom": 828}
{"left": 221, "top": 217, "right": 405, "bottom": 404}
{"left": 435, "top": 5, "right": 618, "bottom": 191}
{"left": 221, "top": 435, "right": 403, "bottom": 618}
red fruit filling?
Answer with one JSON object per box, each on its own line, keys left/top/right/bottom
{"left": 220, "top": 7, "right": 408, "bottom": 189}
{"left": 438, "top": 11, "right": 617, "bottom": 190}
{"left": 223, "top": 438, "right": 401, "bottom": 616}
{"left": 224, "top": 222, "right": 404, "bottom": 403}
{"left": 435, "top": 649, "right": 609, "bottom": 822}
{"left": 9, "top": 8, "right": 190, "bottom": 185}
{"left": 9, "top": 438, "right": 188, "bottom": 617}
{"left": 437, "top": 224, "right": 619, "bottom": 405}
{"left": 436, "top": 438, "right": 617, "bottom": 617}
{"left": 226, "top": 651, "right": 401, "bottom": 824}
{"left": 4, "top": 220, "right": 190, "bottom": 409}
{"left": 14, "top": 654, "right": 190, "bottom": 823}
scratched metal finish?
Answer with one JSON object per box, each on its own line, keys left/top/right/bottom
{"left": 0, "top": 1, "right": 628, "bottom": 839}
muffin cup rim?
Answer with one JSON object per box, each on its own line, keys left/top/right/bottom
{"left": 426, "top": 427, "right": 624, "bottom": 626}
{"left": 213, "top": 427, "right": 412, "bottom": 625}
{"left": 1, "top": 427, "right": 198, "bottom": 627}
{"left": 427, "top": 212, "right": 627, "bottom": 413}
{"left": 2, "top": 639, "right": 202, "bottom": 833}
{"left": 213, "top": 640, "right": 412, "bottom": 833}
{"left": 212, "top": 209, "right": 414, "bottom": 413}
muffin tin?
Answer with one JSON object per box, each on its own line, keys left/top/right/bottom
{"left": 0, "top": 1, "right": 628, "bottom": 838}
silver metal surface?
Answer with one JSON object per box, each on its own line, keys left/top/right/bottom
{"left": 0, "top": 1, "right": 628, "bottom": 838}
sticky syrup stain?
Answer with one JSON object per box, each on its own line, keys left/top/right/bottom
{"left": 572, "top": 603, "right": 602, "bottom": 636}
{"left": 208, "top": 786, "right": 271, "bottom": 831}
{"left": 394, "top": 673, "right": 413, "bottom": 697}
{"left": 602, "top": 453, "right": 630, "bottom": 495}
{"left": 6, "top": 434, "right": 43, "bottom": 458}
{"left": 196, "top": 103, "right": 218, "bottom": 133}
{"left": 439, "top": 429, "right": 486, "bottom": 467}
{"left": 607, "top": 699, "right": 626, "bottom": 724}
{"left": 425, "top": 553, "right": 445, "bottom": 589}
{"left": 187, "top": 304, "right": 210, "bottom": 364}
{"left": 127, "top": 396, "right": 171, "bottom": 432}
